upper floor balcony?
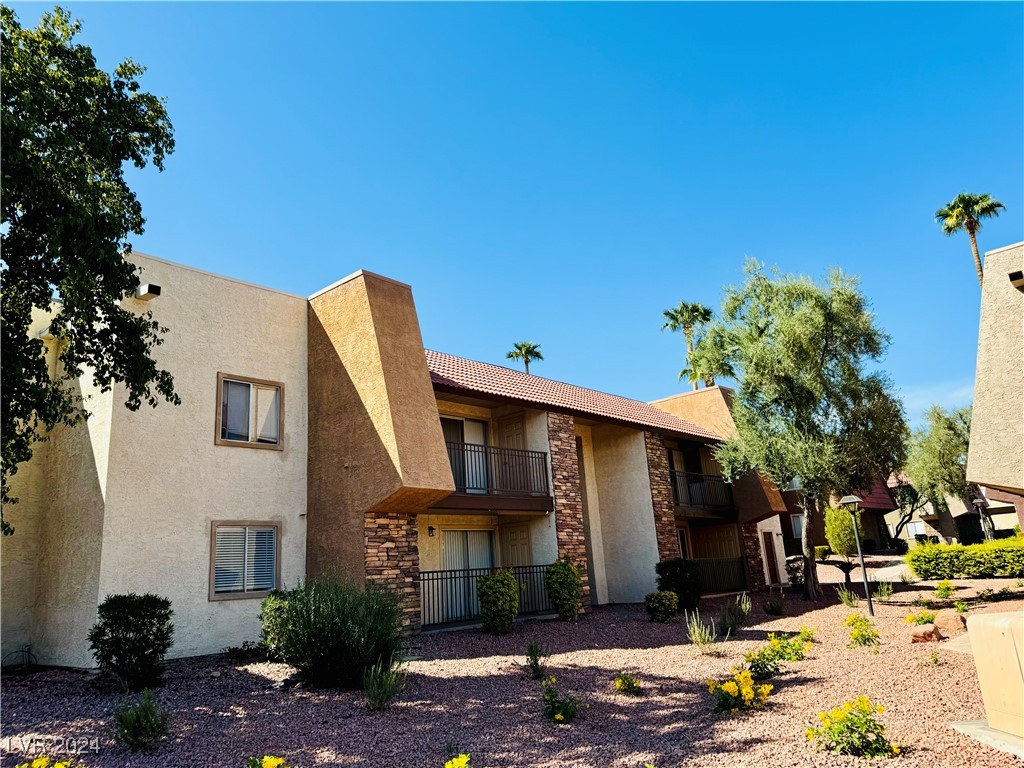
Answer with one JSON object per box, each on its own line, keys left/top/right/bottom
{"left": 446, "top": 441, "right": 550, "bottom": 497}
{"left": 671, "top": 470, "right": 734, "bottom": 511}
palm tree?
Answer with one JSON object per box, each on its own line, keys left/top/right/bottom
{"left": 935, "top": 193, "right": 1006, "bottom": 286}
{"left": 661, "top": 301, "right": 713, "bottom": 390}
{"left": 506, "top": 341, "right": 543, "bottom": 374}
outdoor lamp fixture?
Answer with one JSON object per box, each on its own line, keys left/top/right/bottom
{"left": 972, "top": 498, "right": 992, "bottom": 541}
{"left": 1009, "top": 270, "right": 1024, "bottom": 292}
{"left": 134, "top": 283, "right": 162, "bottom": 301}
{"left": 839, "top": 494, "right": 874, "bottom": 617}
{"left": 428, "top": 526, "right": 436, "bottom": 537}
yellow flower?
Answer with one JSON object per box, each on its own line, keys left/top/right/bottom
{"left": 892, "top": 745, "right": 901, "bottom": 755}
{"left": 32, "top": 759, "right": 51, "bottom": 768}
{"left": 444, "top": 755, "right": 471, "bottom": 768}
{"left": 554, "top": 713, "right": 564, "bottom": 722}
{"left": 721, "top": 681, "right": 739, "bottom": 697}
{"left": 262, "top": 758, "right": 286, "bottom": 768}
{"left": 876, "top": 705, "right": 885, "bottom": 713}
{"left": 806, "top": 727, "right": 816, "bottom": 740}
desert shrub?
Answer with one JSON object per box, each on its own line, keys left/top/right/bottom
{"left": 763, "top": 593, "right": 785, "bottom": 615}
{"left": 88, "top": 593, "right": 174, "bottom": 692}
{"left": 835, "top": 585, "right": 858, "bottom": 608}
{"left": 743, "top": 646, "right": 783, "bottom": 680}
{"left": 655, "top": 558, "right": 701, "bottom": 612}
{"left": 258, "top": 590, "right": 290, "bottom": 660}
{"left": 246, "top": 757, "right": 291, "bottom": 768}
{"left": 363, "top": 658, "right": 406, "bottom": 711}
{"left": 644, "top": 590, "right": 679, "bottom": 623}
{"left": 806, "top": 696, "right": 900, "bottom": 757}
{"left": 814, "top": 546, "right": 831, "bottom": 561}
{"left": 904, "top": 610, "right": 937, "bottom": 626}
{"left": 873, "top": 581, "right": 894, "bottom": 602}
{"left": 784, "top": 556, "right": 804, "bottom": 586}
{"left": 906, "top": 538, "right": 1024, "bottom": 579}
{"left": 477, "top": 569, "right": 519, "bottom": 634}
{"left": 114, "top": 689, "right": 169, "bottom": 752}
{"left": 263, "top": 575, "right": 402, "bottom": 689}
{"left": 911, "top": 596, "right": 934, "bottom": 608}
{"left": 541, "top": 676, "right": 579, "bottom": 723}
{"left": 845, "top": 614, "right": 880, "bottom": 652}
{"left": 706, "top": 668, "right": 772, "bottom": 714}
{"left": 899, "top": 571, "right": 916, "bottom": 584}
{"left": 921, "top": 650, "right": 944, "bottom": 667}
{"left": 934, "top": 579, "right": 954, "bottom": 599}
{"left": 890, "top": 537, "right": 909, "bottom": 555}
{"left": 613, "top": 670, "right": 644, "bottom": 696}
{"left": 15, "top": 760, "right": 87, "bottom": 768}
{"left": 525, "top": 639, "right": 549, "bottom": 680}
{"left": 685, "top": 609, "right": 720, "bottom": 653}
{"left": 718, "top": 593, "right": 751, "bottom": 636}
{"left": 545, "top": 557, "right": 582, "bottom": 621}
{"left": 767, "top": 632, "right": 810, "bottom": 661}
{"left": 797, "top": 626, "right": 817, "bottom": 643}
{"left": 954, "top": 600, "right": 970, "bottom": 614}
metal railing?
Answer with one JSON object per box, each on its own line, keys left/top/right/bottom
{"left": 689, "top": 557, "right": 747, "bottom": 594}
{"left": 446, "top": 442, "right": 550, "bottom": 497}
{"left": 420, "top": 564, "right": 554, "bottom": 627}
{"left": 670, "top": 471, "right": 733, "bottom": 508}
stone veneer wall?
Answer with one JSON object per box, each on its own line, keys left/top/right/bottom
{"left": 645, "top": 432, "right": 682, "bottom": 562}
{"left": 547, "top": 412, "right": 591, "bottom": 611}
{"left": 365, "top": 512, "right": 421, "bottom": 631}
{"left": 740, "top": 521, "right": 767, "bottom": 591}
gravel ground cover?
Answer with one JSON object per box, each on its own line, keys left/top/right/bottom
{"left": 2, "top": 578, "right": 1021, "bottom": 768}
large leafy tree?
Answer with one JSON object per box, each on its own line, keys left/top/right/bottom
{"left": 1, "top": 6, "right": 179, "bottom": 533}
{"left": 690, "top": 260, "right": 908, "bottom": 599}
{"left": 905, "top": 405, "right": 988, "bottom": 540}
{"left": 661, "top": 300, "right": 714, "bottom": 389}
{"left": 506, "top": 341, "right": 543, "bottom": 374}
{"left": 934, "top": 193, "right": 1005, "bottom": 287}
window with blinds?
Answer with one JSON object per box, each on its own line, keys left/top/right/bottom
{"left": 212, "top": 524, "right": 278, "bottom": 597}
{"left": 217, "top": 374, "right": 283, "bottom": 448}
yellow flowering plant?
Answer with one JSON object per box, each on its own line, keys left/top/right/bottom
{"left": 845, "top": 614, "right": 881, "bottom": 652}
{"left": 245, "top": 756, "right": 290, "bottom": 768}
{"left": 613, "top": 670, "right": 644, "bottom": 696}
{"left": 806, "top": 695, "right": 901, "bottom": 757}
{"left": 444, "top": 754, "right": 471, "bottom": 768}
{"left": 541, "top": 676, "right": 580, "bottom": 724}
{"left": 16, "top": 758, "right": 83, "bottom": 768}
{"left": 705, "top": 668, "right": 772, "bottom": 713}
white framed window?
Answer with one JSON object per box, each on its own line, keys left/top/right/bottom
{"left": 210, "top": 522, "right": 279, "bottom": 600}
{"left": 790, "top": 514, "right": 804, "bottom": 539}
{"left": 216, "top": 373, "right": 284, "bottom": 449}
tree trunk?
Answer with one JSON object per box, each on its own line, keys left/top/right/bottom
{"left": 524, "top": 358, "right": 530, "bottom": 375}
{"left": 969, "top": 231, "right": 984, "bottom": 287}
{"left": 801, "top": 498, "right": 821, "bottom": 600}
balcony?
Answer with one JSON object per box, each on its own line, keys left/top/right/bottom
{"left": 671, "top": 471, "right": 734, "bottom": 510}
{"left": 420, "top": 564, "right": 554, "bottom": 627}
{"left": 433, "top": 442, "right": 553, "bottom": 512}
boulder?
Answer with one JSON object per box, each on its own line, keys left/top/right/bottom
{"left": 934, "top": 609, "right": 967, "bottom": 637}
{"left": 911, "top": 623, "right": 944, "bottom": 643}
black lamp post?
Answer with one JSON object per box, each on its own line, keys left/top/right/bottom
{"left": 839, "top": 494, "right": 874, "bottom": 617}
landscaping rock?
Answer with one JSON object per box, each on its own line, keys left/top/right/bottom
{"left": 934, "top": 609, "right": 967, "bottom": 637}
{"left": 911, "top": 623, "right": 944, "bottom": 643}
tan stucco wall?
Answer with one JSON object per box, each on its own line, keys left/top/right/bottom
{"left": 756, "top": 515, "right": 788, "bottom": 585}
{"left": 306, "top": 272, "right": 454, "bottom": 583}
{"left": 523, "top": 409, "right": 559, "bottom": 567}
{"left": 575, "top": 424, "right": 609, "bottom": 605}
{"left": 590, "top": 424, "right": 660, "bottom": 603}
{"left": 968, "top": 242, "right": 1024, "bottom": 495}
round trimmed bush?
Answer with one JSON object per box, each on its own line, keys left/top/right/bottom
{"left": 890, "top": 538, "right": 909, "bottom": 555}
{"left": 88, "top": 593, "right": 174, "bottom": 691}
{"left": 644, "top": 590, "right": 679, "bottom": 623}
{"left": 545, "top": 557, "right": 582, "bottom": 621}
{"left": 655, "top": 558, "right": 701, "bottom": 612}
{"left": 258, "top": 590, "right": 290, "bottom": 660}
{"left": 478, "top": 569, "right": 519, "bottom": 634}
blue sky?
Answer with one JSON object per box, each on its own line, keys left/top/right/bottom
{"left": 18, "top": 2, "right": 1023, "bottom": 423}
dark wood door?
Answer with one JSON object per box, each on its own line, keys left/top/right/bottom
{"left": 762, "top": 530, "right": 780, "bottom": 585}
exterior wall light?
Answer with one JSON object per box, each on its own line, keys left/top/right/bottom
{"left": 1009, "top": 270, "right": 1024, "bottom": 292}
{"left": 428, "top": 526, "right": 436, "bottom": 537}
{"left": 135, "top": 283, "right": 162, "bottom": 301}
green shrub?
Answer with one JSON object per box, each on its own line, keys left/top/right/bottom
{"left": 890, "top": 537, "right": 909, "bottom": 555}
{"left": 904, "top": 610, "right": 937, "bottom": 626}
{"left": 262, "top": 574, "right": 402, "bottom": 689}
{"left": 806, "top": 696, "right": 900, "bottom": 757}
{"left": 763, "top": 594, "right": 785, "bottom": 615}
{"left": 814, "top": 546, "right": 831, "bottom": 561}
{"left": 541, "top": 676, "right": 579, "bottom": 723}
{"left": 797, "top": 626, "right": 817, "bottom": 643}
{"left": 824, "top": 506, "right": 863, "bottom": 560}
{"left": 655, "top": 558, "right": 701, "bottom": 612}
{"left": 363, "top": 658, "right": 406, "bottom": 711}
{"left": 899, "top": 571, "right": 916, "bottom": 584}
{"left": 477, "top": 569, "right": 519, "bottom": 634}
{"left": 835, "top": 585, "right": 858, "bottom": 608}
{"left": 906, "top": 538, "right": 1024, "bottom": 579}
{"left": 525, "top": 638, "right": 549, "bottom": 680}
{"left": 258, "top": 590, "right": 290, "bottom": 660}
{"left": 88, "top": 593, "right": 174, "bottom": 692}
{"left": 954, "top": 600, "right": 970, "bottom": 614}
{"left": 685, "top": 609, "right": 720, "bottom": 653}
{"left": 545, "top": 557, "right": 582, "bottom": 621}
{"left": 784, "top": 557, "right": 804, "bottom": 587}
{"left": 873, "top": 581, "right": 894, "bottom": 602}
{"left": 613, "top": 670, "right": 644, "bottom": 696}
{"left": 114, "top": 689, "right": 169, "bottom": 752}
{"left": 706, "top": 669, "right": 772, "bottom": 713}
{"left": 935, "top": 579, "right": 954, "bottom": 599}
{"left": 845, "top": 614, "right": 880, "bottom": 652}
{"left": 644, "top": 590, "right": 679, "bottom": 623}
{"left": 743, "top": 645, "right": 782, "bottom": 680}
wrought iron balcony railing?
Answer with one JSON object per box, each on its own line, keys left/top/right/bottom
{"left": 670, "top": 470, "right": 734, "bottom": 508}
{"left": 445, "top": 441, "right": 550, "bottom": 497}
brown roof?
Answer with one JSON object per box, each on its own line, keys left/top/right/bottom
{"left": 855, "top": 477, "right": 898, "bottom": 511}
{"left": 425, "top": 350, "right": 721, "bottom": 441}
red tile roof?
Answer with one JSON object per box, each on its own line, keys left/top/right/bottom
{"left": 426, "top": 350, "right": 721, "bottom": 441}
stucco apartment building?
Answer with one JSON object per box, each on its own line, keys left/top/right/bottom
{"left": 2, "top": 253, "right": 784, "bottom": 668}
{"left": 967, "top": 241, "right": 1024, "bottom": 530}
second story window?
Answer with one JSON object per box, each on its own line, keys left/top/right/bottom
{"left": 216, "top": 373, "right": 283, "bottom": 449}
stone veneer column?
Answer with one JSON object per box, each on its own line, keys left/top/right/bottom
{"left": 740, "top": 521, "right": 767, "bottom": 591}
{"left": 546, "top": 412, "right": 591, "bottom": 611}
{"left": 365, "top": 512, "right": 421, "bottom": 632}
{"left": 645, "top": 432, "right": 682, "bottom": 562}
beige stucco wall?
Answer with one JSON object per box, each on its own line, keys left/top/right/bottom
{"left": 756, "top": 515, "right": 788, "bottom": 585}
{"left": 590, "top": 424, "right": 660, "bottom": 603}
{"left": 523, "top": 409, "right": 559, "bottom": 567}
{"left": 968, "top": 242, "right": 1024, "bottom": 495}
{"left": 574, "top": 424, "right": 609, "bottom": 605}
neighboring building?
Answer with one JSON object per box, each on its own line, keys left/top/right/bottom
{"left": 967, "top": 242, "right": 1024, "bottom": 530}
{"left": 884, "top": 475, "right": 1018, "bottom": 546}
{"left": 776, "top": 477, "right": 896, "bottom": 555}
{"left": 1, "top": 252, "right": 781, "bottom": 668}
